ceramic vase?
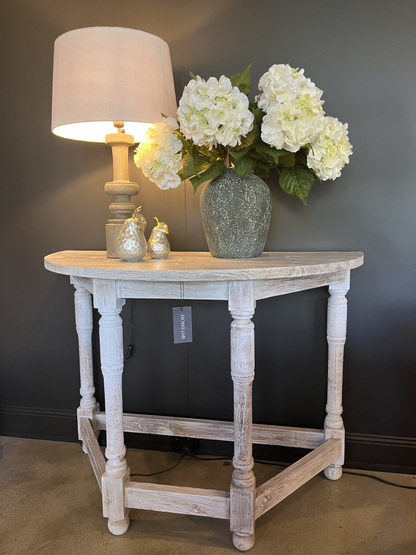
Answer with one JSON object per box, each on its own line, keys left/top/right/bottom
{"left": 199, "top": 168, "right": 272, "bottom": 258}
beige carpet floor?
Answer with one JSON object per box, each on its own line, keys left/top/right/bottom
{"left": 1, "top": 436, "right": 415, "bottom": 555}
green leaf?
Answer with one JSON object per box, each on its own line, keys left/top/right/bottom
{"left": 249, "top": 103, "right": 264, "bottom": 143}
{"left": 234, "top": 155, "right": 257, "bottom": 176}
{"left": 178, "top": 151, "right": 196, "bottom": 181}
{"left": 279, "top": 152, "right": 296, "bottom": 167}
{"left": 254, "top": 166, "right": 270, "bottom": 179}
{"left": 293, "top": 148, "right": 321, "bottom": 182}
{"left": 253, "top": 160, "right": 270, "bottom": 178}
{"left": 161, "top": 112, "right": 168, "bottom": 119}
{"left": 193, "top": 156, "right": 211, "bottom": 173}
{"left": 178, "top": 145, "right": 212, "bottom": 180}
{"left": 254, "top": 159, "right": 272, "bottom": 171}
{"left": 250, "top": 105, "right": 263, "bottom": 126}
{"left": 190, "top": 160, "right": 225, "bottom": 193}
{"left": 254, "top": 142, "right": 286, "bottom": 165}
{"left": 230, "top": 146, "right": 252, "bottom": 164}
{"left": 279, "top": 165, "right": 317, "bottom": 204}
{"left": 232, "top": 130, "right": 255, "bottom": 151}
{"left": 198, "top": 144, "right": 220, "bottom": 161}
{"left": 189, "top": 144, "right": 199, "bottom": 163}
{"left": 295, "top": 148, "right": 309, "bottom": 168}
{"left": 189, "top": 71, "right": 197, "bottom": 80}
{"left": 230, "top": 63, "right": 253, "bottom": 95}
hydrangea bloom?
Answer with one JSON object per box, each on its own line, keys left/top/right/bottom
{"left": 257, "top": 64, "right": 325, "bottom": 152}
{"left": 134, "top": 117, "right": 182, "bottom": 190}
{"left": 307, "top": 116, "right": 352, "bottom": 180}
{"left": 177, "top": 75, "right": 254, "bottom": 149}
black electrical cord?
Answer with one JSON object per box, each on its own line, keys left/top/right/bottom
{"left": 130, "top": 454, "right": 184, "bottom": 477}
{"left": 193, "top": 455, "right": 232, "bottom": 462}
{"left": 254, "top": 459, "right": 290, "bottom": 468}
{"left": 189, "top": 455, "right": 416, "bottom": 490}
{"left": 343, "top": 470, "right": 416, "bottom": 490}
{"left": 194, "top": 454, "right": 289, "bottom": 467}
{"left": 129, "top": 453, "right": 416, "bottom": 489}
{"left": 124, "top": 300, "right": 135, "bottom": 363}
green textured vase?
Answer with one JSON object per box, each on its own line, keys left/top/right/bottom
{"left": 200, "top": 168, "right": 272, "bottom": 259}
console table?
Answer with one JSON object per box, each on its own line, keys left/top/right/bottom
{"left": 44, "top": 250, "right": 363, "bottom": 551}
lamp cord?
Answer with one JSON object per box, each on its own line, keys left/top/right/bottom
{"left": 129, "top": 453, "right": 416, "bottom": 489}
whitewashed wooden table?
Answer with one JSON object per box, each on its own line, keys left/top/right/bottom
{"left": 44, "top": 250, "right": 364, "bottom": 551}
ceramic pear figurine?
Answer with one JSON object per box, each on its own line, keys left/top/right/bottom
{"left": 116, "top": 207, "right": 147, "bottom": 262}
{"left": 147, "top": 217, "right": 170, "bottom": 259}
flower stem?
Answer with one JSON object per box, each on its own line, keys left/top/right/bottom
{"left": 225, "top": 148, "right": 231, "bottom": 168}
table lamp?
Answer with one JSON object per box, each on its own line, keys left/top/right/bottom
{"left": 51, "top": 27, "right": 177, "bottom": 257}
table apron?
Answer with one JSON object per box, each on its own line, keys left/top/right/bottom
{"left": 117, "top": 280, "right": 229, "bottom": 300}
{"left": 71, "top": 270, "right": 349, "bottom": 303}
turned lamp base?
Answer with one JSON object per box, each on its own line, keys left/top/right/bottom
{"left": 105, "top": 220, "right": 126, "bottom": 258}
{"left": 105, "top": 122, "right": 139, "bottom": 258}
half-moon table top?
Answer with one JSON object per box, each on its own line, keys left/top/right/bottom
{"left": 44, "top": 251, "right": 364, "bottom": 282}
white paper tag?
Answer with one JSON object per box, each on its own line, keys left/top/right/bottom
{"left": 173, "top": 307, "right": 193, "bottom": 344}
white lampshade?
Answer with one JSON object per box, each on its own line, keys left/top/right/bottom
{"left": 51, "top": 27, "right": 177, "bottom": 143}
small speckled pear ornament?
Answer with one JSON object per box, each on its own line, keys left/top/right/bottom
{"left": 147, "top": 217, "right": 170, "bottom": 259}
{"left": 116, "top": 207, "right": 147, "bottom": 262}
{"left": 131, "top": 206, "right": 147, "bottom": 232}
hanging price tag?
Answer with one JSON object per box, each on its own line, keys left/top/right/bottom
{"left": 173, "top": 307, "right": 193, "bottom": 344}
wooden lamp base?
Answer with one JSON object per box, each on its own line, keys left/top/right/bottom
{"left": 105, "top": 122, "right": 139, "bottom": 258}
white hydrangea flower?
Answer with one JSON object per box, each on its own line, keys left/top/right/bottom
{"left": 307, "top": 116, "right": 352, "bottom": 180}
{"left": 258, "top": 64, "right": 309, "bottom": 111}
{"left": 134, "top": 117, "right": 182, "bottom": 190}
{"left": 257, "top": 63, "right": 325, "bottom": 152}
{"left": 177, "top": 75, "right": 254, "bottom": 149}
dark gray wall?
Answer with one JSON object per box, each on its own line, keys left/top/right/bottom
{"left": 1, "top": 0, "right": 415, "bottom": 472}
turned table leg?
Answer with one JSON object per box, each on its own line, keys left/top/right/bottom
{"left": 324, "top": 274, "right": 350, "bottom": 481}
{"left": 229, "top": 281, "right": 256, "bottom": 551}
{"left": 97, "top": 299, "right": 130, "bottom": 535}
{"left": 73, "top": 280, "right": 99, "bottom": 452}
